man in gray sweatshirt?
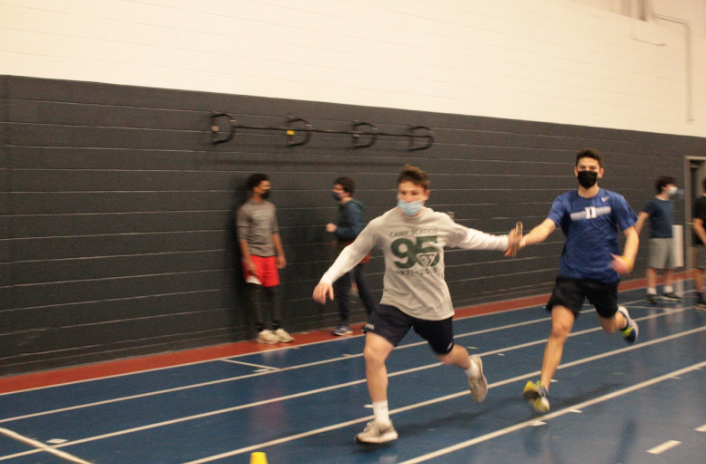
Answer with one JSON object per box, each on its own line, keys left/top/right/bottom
{"left": 313, "top": 165, "right": 518, "bottom": 444}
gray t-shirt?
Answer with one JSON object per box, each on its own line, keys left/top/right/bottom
{"left": 320, "top": 207, "right": 509, "bottom": 320}
{"left": 237, "top": 200, "right": 279, "bottom": 257}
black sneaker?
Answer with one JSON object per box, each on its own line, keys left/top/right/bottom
{"left": 645, "top": 294, "right": 658, "bottom": 305}
{"left": 695, "top": 299, "right": 706, "bottom": 311}
{"left": 662, "top": 292, "right": 681, "bottom": 301}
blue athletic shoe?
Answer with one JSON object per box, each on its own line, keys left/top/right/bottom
{"left": 618, "top": 306, "right": 638, "bottom": 344}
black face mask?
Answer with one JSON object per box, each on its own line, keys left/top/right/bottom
{"left": 577, "top": 171, "right": 598, "bottom": 189}
{"left": 261, "top": 190, "right": 271, "bottom": 200}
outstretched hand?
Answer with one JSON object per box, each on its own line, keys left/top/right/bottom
{"left": 504, "top": 228, "right": 525, "bottom": 257}
{"left": 313, "top": 282, "right": 334, "bottom": 305}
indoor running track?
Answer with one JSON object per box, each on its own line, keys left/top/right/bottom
{"left": 1, "top": 282, "right": 705, "bottom": 464}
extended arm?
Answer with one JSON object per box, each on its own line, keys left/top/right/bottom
{"left": 633, "top": 211, "right": 649, "bottom": 236}
{"left": 313, "top": 225, "right": 375, "bottom": 304}
{"left": 521, "top": 218, "right": 556, "bottom": 247}
{"left": 456, "top": 228, "right": 509, "bottom": 251}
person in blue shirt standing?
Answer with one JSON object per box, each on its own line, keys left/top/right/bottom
{"left": 513, "top": 148, "right": 639, "bottom": 413}
{"left": 634, "top": 176, "right": 681, "bottom": 304}
{"left": 327, "top": 177, "right": 377, "bottom": 336}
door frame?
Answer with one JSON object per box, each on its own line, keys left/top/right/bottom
{"left": 684, "top": 156, "right": 706, "bottom": 269}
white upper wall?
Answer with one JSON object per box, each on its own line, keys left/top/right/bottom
{"left": 1, "top": 0, "right": 705, "bottom": 137}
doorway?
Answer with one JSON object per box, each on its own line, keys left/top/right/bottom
{"left": 684, "top": 157, "right": 706, "bottom": 268}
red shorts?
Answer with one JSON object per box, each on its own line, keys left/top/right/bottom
{"left": 243, "top": 256, "right": 280, "bottom": 287}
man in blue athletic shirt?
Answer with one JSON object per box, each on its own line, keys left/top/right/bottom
{"left": 513, "top": 148, "right": 639, "bottom": 413}
{"left": 634, "top": 176, "right": 680, "bottom": 304}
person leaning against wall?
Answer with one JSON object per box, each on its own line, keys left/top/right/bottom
{"left": 633, "top": 176, "right": 681, "bottom": 304}
{"left": 691, "top": 178, "right": 706, "bottom": 310}
{"left": 326, "top": 176, "right": 377, "bottom": 336}
{"left": 237, "top": 173, "right": 294, "bottom": 344}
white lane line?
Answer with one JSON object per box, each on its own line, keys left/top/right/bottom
{"left": 0, "top": 309, "right": 579, "bottom": 423}
{"left": 397, "top": 362, "right": 706, "bottom": 464}
{"left": 0, "top": 427, "right": 92, "bottom": 464}
{"left": 695, "top": 424, "right": 706, "bottom": 432}
{"left": 0, "top": 295, "right": 567, "bottom": 397}
{"left": 7, "top": 327, "right": 704, "bottom": 463}
{"left": 0, "top": 307, "right": 695, "bottom": 434}
{"left": 219, "top": 360, "right": 279, "bottom": 370}
{"left": 647, "top": 440, "right": 682, "bottom": 454}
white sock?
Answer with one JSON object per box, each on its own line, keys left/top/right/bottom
{"left": 372, "top": 401, "right": 390, "bottom": 425}
{"left": 664, "top": 286, "right": 673, "bottom": 293}
{"left": 647, "top": 288, "right": 657, "bottom": 295}
{"left": 464, "top": 358, "right": 480, "bottom": 378}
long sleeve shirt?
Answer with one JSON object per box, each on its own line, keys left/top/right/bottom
{"left": 320, "top": 207, "right": 509, "bottom": 320}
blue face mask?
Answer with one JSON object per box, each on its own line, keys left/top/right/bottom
{"left": 398, "top": 199, "right": 424, "bottom": 216}
{"left": 332, "top": 191, "right": 342, "bottom": 201}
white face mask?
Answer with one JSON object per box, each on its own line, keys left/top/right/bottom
{"left": 668, "top": 186, "right": 678, "bottom": 196}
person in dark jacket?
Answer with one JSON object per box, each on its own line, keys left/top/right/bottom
{"left": 326, "top": 177, "right": 377, "bottom": 335}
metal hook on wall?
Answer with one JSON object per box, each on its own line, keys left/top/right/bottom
{"left": 209, "top": 112, "right": 434, "bottom": 151}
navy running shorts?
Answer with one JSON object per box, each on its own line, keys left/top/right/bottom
{"left": 364, "top": 304, "right": 455, "bottom": 355}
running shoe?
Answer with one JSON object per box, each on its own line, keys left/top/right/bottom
{"left": 695, "top": 299, "right": 706, "bottom": 310}
{"left": 645, "top": 294, "right": 658, "bottom": 305}
{"left": 661, "top": 292, "right": 682, "bottom": 301}
{"left": 618, "top": 306, "right": 638, "bottom": 344}
{"left": 332, "top": 325, "right": 353, "bottom": 336}
{"left": 467, "top": 355, "right": 488, "bottom": 403}
{"left": 355, "top": 420, "right": 398, "bottom": 444}
{"left": 257, "top": 329, "right": 279, "bottom": 344}
{"left": 274, "top": 328, "right": 294, "bottom": 343}
{"left": 523, "top": 380, "right": 550, "bottom": 413}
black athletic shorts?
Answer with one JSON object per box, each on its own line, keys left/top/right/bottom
{"left": 546, "top": 276, "right": 619, "bottom": 318}
{"left": 364, "top": 304, "right": 455, "bottom": 355}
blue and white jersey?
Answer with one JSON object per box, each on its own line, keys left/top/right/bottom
{"left": 548, "top": 189, "right": 637, "bottom": 283}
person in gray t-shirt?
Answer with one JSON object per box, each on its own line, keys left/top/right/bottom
{"left": 634, "top": 176, "right": 680, "bottom": 304}
{"left": 313, "top": 165, "right": 519, "bottom": 444}
{"left": 237, "top": 173, "right": 293, "bottom": 344}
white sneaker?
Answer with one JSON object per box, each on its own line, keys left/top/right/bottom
{"left": 355, "top": 420, "right": 398, "bottom": 444}
{"left": 274, "top": 328, "right": 294, "bottom": 343}
{"left": 257, "top": 330, "right": 279, "bottom": 344}
{"left": 467, "top": 355, "right": 488, "bottom": 403}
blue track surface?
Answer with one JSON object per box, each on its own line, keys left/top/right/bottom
{"left": 1, "top": 283, "right": 705, "bottom": 464}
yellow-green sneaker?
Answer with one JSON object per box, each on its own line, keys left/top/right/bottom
{"left": 523, "top": 380, "right": 550, "bottom": 413}
{"left": 618, "top": 306, "right": 638, "bottom": 344}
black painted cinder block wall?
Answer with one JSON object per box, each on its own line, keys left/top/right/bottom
{"left": 1, "top": 75, "right": 703, "bottom": 376}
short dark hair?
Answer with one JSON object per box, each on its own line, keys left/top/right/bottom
{"left": 398, "top": 164, "right": 430, "bottom": 190}
{"left": 246, "top": 173, "right": 269, "bottom": 191}
{"left": 655, "top": 176, "right": 676, "bottom": 193}
{"left": 334, "top": 177, "right": 355, "bottom": 195}
{"left": 576, "top": 148, "right": 603, "bottom": 168}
